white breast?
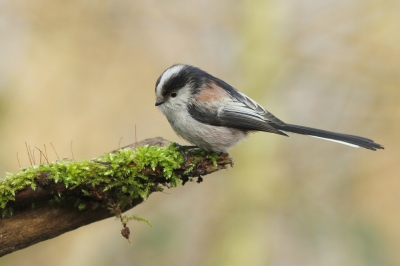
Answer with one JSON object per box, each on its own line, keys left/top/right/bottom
{"left": 162, "top": 108, "right": 247, "bottom": 152}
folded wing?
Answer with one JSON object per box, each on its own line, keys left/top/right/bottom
{"left": 188, "top": 95, "right": 288, "bottom": 136}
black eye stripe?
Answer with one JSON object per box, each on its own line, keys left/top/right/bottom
{"left": 157, "top": 65, "right": 210, "bottom": 97}
{"left": 161, "top": 73, "right": 187, "bottom": 97}
{"left": 155, "top": 76, "right": 162, "bottom": 91}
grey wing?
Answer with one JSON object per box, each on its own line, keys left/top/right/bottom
{"left": 236, "top": 91, "right": 286, "bottom": 127}
{"left": 188, "top": 95, "right": 288, "bottom": 136}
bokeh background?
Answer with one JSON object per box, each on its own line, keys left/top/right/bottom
{"left": 0, "top": 1, "right": 398, "bottom": 265}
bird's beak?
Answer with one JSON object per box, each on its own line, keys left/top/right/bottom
{"left": 155, "top": 100, "right": 164, "bottom": 106}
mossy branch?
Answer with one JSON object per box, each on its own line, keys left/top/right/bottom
{"left": 0, "top": 137, "right": 233, "bottom": 257}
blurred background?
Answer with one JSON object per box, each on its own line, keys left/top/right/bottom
{"left": 0, "top": 0, "right": 398, "bottom": 265}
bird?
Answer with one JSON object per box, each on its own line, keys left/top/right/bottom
{"left": 154, "top": 64, "right": 384, "bottom": 153}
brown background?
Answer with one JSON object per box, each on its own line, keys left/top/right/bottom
{"left": 0, "top": 1, "right": 398, "bottom": 265}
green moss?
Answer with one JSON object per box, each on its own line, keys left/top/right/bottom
{"left": 0, "top": 143, "right": 185, "bottom": 210}
{"left": 183, "top": 148, "right": 219, "bottom": 175}
{"left": 122, "top": 214, "right": 152, "bottom": 227}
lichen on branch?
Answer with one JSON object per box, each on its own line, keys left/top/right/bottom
{"left": 0, "top": 144, "right": 171, "bottom": 209}
{"left": 0, "top": 137, "right": 232, "bottom": 257}
{"left": 0, "top": 138, "right": 231, "bottom": 215}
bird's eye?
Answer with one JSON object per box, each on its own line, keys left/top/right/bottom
{"left": 170, "top": 92, "right": 177, "bottom": 98}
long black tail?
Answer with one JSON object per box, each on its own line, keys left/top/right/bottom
{"left": 269, "top": 122, "right": 384, "bottom": 151}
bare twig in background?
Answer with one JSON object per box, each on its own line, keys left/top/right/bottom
{"left": 50, "top": 142, "right": 60, "bottom": 160}
{"left": 35, "top": 147, "right": 49, "bottom": 164}
{"left": 70, "top": 140, "right": 74, "bottom": 160}
{"left": 25, "top": 142, "right": 32, "bottom": 166}
{"left": 16, "top": 153, "right": 21, "bottom": 168}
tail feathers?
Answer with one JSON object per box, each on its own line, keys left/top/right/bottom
{"left": 269, "top": 122, "right": 384, "bottom": 151}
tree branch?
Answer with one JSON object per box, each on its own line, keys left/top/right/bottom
{"left": 0, "top": 137, "right": 233, "bottom": 257}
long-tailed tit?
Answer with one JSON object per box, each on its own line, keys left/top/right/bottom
{"left": 155, "top": 64, "right": 383, "bottom": 153}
